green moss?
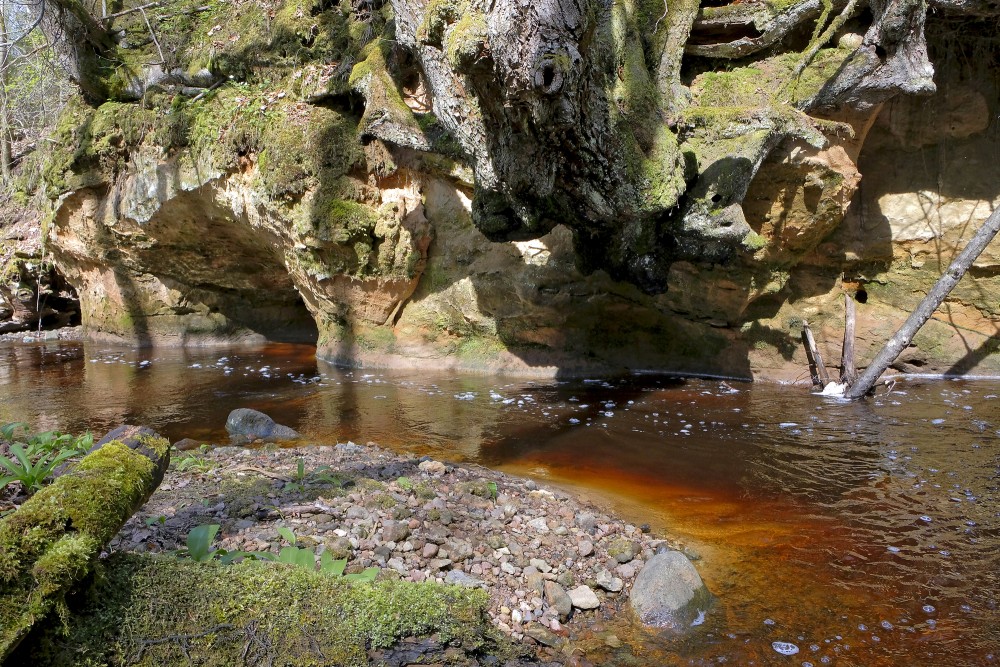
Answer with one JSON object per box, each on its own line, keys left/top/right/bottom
{"left": 445, "top": 11, "right": 488, "bottom": 70}
{"left": 355, "top": 326, "right": 397, "bottom": 353}
{"left": 13, "top": 553, "right": 509, "bottom": 667}
{"left": 0, "top": 437, "right": 170, "bottom": 658}
{"left": 742, "top": 230, "right": 769, "bottom": 252}
{"left": 420, "top": 0, "right": 468, "bottom": 45}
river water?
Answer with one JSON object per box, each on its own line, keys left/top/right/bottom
{"left": 2, "top": 340, "right": 998, "bottom": 666}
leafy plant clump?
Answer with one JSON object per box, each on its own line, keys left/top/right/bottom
{"left": 0, "top": 423, "right": 93, "bottom": 497}
{"left": 180, "top": 523, "right": 379, "bottom": 583}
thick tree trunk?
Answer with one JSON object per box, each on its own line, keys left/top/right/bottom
{"left": 40, "top": 0, "right": 117, "bottom": 102}
{"left": 0, "top": 426, "right": 170, "bottom": 659}
{"left": 845, "top": 204, "right": 1000, "bottom": 399}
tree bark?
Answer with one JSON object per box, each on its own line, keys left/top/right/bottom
{"left": 0, "top": 426, "right": 170, "bottom": 659}
{"left": 802, "top": 320, "right": 830, "bottom": 386}
{"left": 845, "top": 204, "right": 1000, "bottom": 399}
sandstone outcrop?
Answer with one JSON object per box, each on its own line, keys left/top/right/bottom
{"left": 3, "top": 0, "right": 997, "bottom": 380}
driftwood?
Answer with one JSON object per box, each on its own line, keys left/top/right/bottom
{"left": 0, "top": 426, "right": 170, "bottom": 659}
{"left": 840, "top": 293, "right": 857, "bottom": 386}
{"left": 845, "top": 203, "right": 1000, "bottom": 399}
{"left": 801, "top": 320, "right": 830, "bottom": 386}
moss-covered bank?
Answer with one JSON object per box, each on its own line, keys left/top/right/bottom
{"left": 10, "top": 552, "right": 510, "bottom": 666}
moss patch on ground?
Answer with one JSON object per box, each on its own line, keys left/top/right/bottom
{"left": 12, "top": 552, "right": 503, "bottom": 667}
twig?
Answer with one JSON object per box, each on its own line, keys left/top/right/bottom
{"left": 189, "top": 78, "right": 226, "bottom": 103}
{"left": 101, "top": 2, "right": 162, "bottom": 22}
{"left": 653, "top": 0, "right": 668, "bottom": 34}
{"left": 140, "top": 7, "right": 165, "bottom": 65}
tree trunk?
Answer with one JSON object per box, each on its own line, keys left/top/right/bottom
{"left": 0, "top": 426, "right": 170, "bottom": 659}
{"left": 845, "top": 204, "right": 1000, "bottom": 399}
{"left": 0, "top": 5, "right": 12, "bottom": 184}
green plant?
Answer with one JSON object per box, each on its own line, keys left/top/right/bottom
{"left": 0, "top": 443, "right": 78, "bottom": 495}
{"left": 1, "top": 422, "right": 92, "bottom": 458}
{"left": 181, "top": 523, "right": 275, "bottom": 564}
{"left": 171, "top": 452, "right": 216, "bottom": 473}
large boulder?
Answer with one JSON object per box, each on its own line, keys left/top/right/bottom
{"left": 629, "top": 551, "right": 713, "bottom": 630}
{"left": 225, "top": 408, "right": 300, "bottom": 443}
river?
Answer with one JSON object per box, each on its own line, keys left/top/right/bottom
{"left": 1, "top": 340, "right": 997, "bottom": 666}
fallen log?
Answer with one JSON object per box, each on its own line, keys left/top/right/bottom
{"left": 0, "top": 426, "right": 170, "bottom": 659}
{"left": 845, "top": 203, "right": 1000, "bottom": 399}
{"left": 840, "top": 292, "right": 857, "bottom": 386}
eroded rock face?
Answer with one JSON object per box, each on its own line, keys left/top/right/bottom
{"left": 29, "top": 1, "right": 1000, "bottom": 381}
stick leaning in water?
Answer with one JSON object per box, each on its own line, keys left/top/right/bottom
{"left": 845, "top": 203, "right": 1000, "bottom": 399}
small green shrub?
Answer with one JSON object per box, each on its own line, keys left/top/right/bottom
{"left": 0, "top": 423, "right": 92, "bottom": 496}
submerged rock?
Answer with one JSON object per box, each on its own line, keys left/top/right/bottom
{"left": 225, "top": 408, "right": 300, "bottom": 443}
{"left": 629, "top": 551, "right": 713, "bottom": 630}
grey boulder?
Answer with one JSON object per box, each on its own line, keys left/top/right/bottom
{"left": 225, "top": 408, "right": 300, "bottom": 443}
{"left": 629, "top": 551, "right": 713, "bottom": 630}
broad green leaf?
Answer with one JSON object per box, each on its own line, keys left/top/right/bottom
{"left": 320, "top": 551, "right": 346, "bottom": 576}
{"left": 187, "top": 524, "right": 220, "bottom": 562}
{"left": 277, "top": 526, "right": 297, "bottom": 545}
{"left": 344, "top": 567, "right": 379, "bottom": 583}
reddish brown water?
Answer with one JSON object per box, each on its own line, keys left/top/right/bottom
{"left": 2, "top": 340, "right": 998, "bottom": 666}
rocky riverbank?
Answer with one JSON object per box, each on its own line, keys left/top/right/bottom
{"left": 110, "top": 438, "right": 709, "bottom": 665}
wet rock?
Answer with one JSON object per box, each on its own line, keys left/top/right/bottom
{"left": 544, "top": 581, "right": 573, "bottom": 619}
{"left": 225, "top": 408, "right": 300, "bottom": 443}
{"left": 629, "top": 551, "right": 712, "bottom": 630}
{"left": 525, "top": 623, "right": 564, "bottom": 648}
{"left": 567, "top": 586, "right": 600, "bottom": 610}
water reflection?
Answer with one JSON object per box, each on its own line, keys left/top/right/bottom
{"left": 0, "top": 341, "right": 997, "bottom": 664}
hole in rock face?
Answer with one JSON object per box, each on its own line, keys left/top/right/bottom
{"left": 856, "top": 289, "right": 868, "bottom": 304}
{"left": 542, "top": 65, "right": 556, "bottom": 88}
{"left": 711, "top": 193, "right": 723, "bottom": 204}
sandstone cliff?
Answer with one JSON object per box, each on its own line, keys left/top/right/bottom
{"left": 5, "top": 0, "right": 999, "bottom": 379}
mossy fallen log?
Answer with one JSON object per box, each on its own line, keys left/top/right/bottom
{"left": 10, "top": 552, "right": 520, "bottom": 667}
{"left": 0, "top": 426, "right": 170, "bottom": 660}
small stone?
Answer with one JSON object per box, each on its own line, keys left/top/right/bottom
{"left": 429, "top": 558, "right": 453, "bottom": 570}
{"left": 608, "top": 538, "right": 640, "bottom": 564}
{"left": 525, "top": 624, "right": 563, "bottom": 648}
{"left": 445, "top": 570, "right": 487, "bottom": 589}
{"left": 386, "top": 557, "right": 407, "bottom": 573}
{"left": 381, "top": 520, "right": 410, "bottom": 543}
{"left": 422, "top": 543, "right": 439, "bottom": 558}
{"left": 527, "top": 517, "right": 550, "bottom": 534}
{"left": 501, "top": 562, "right": 518, "bottom": 575}
{"left": 595, "top": 569, "right": 624, "bottom": 593}
{"left": 605, "top": 634, "right": 623, "bottom": 648}
{"left": 576, "top": 513, "right": 597, "bottom": 533}
{"left": 567, "top": 585, "right": 600, "bottom": 610}
{"left": 578, "top": 541, "right": 594, "bottom": 557}
{"left": 526, "top": 572, "right": 546, "bottom": 595}
{"left": 556, "top": 570, "right": 575, "bottom": 588}
{"left": 544, "top": 581, "right": 573, "bottom": 619}
{"left": 325, "top": 536, "right": 353, "bottom": 560}
{"left": 530, "top": 558, "right": 552, "bottom": 573}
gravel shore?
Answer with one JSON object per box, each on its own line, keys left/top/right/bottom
{"left": 112, "top": 440, "right": 687, "bottom": 664}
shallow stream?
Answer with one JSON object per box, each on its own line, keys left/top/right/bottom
{"left": 1, "top": 340, "right": 997, "bottom": 666}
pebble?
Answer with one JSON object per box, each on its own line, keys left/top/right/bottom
{"left": 567, "top": 586, "right": 601, "bottom": 610}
